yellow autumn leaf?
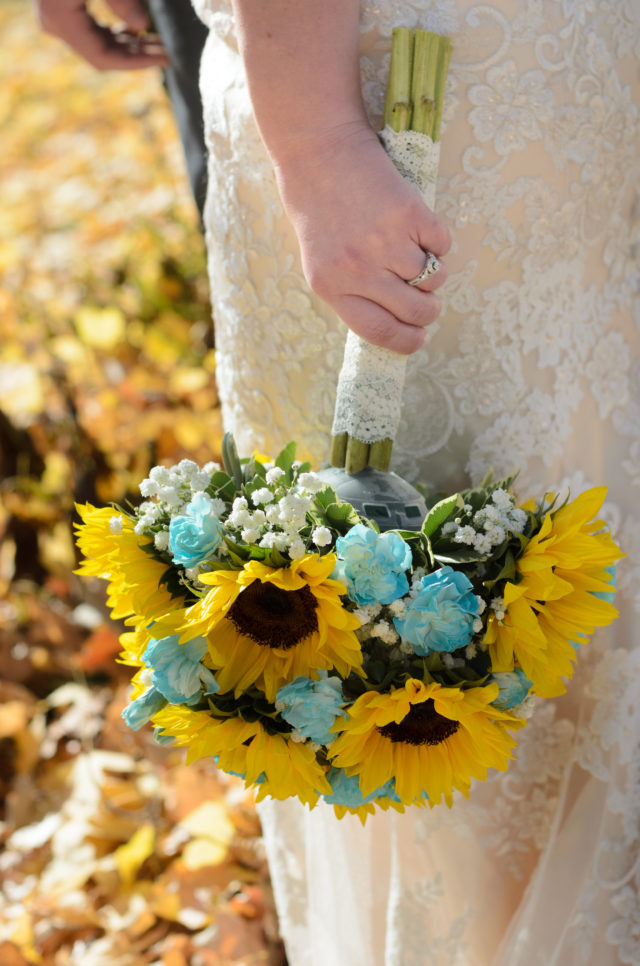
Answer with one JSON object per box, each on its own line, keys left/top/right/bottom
{"left": 113, "top": 823, "right": 155, "bottom": 887}
{"left": 179, "top": 802, "right": 235, "bottom": 870}
{"left": 74, "top": 307, "right": 126, "bottom": 349}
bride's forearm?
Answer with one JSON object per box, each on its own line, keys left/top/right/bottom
{"left": 230, "top": 0, "right": 368, "bottom": 166}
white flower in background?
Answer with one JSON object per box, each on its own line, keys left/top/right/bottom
{"left": 312, "top": 526, "right": 332, "bottom": 547}
{"left": 388, "top": 598, "right": 407, "bottom": 618}
{"left": 252, "top": 487, "right": 275, "bottom": 505}
{"left": 149, "top": 465, "right": 171, "bottom": 485}
{"left": 297, "top": 472, "right": 323, "bottom": 493}
{"left": 266, "top": 466, "right": 285, "bottom": 484}
{"left": 288, "top": 536, "right": 307, "bottom": 560}
{"left": 109, "top": 515, "right": 123, "bottom": 534}
{"left": 372, "top": 620, "right": 399, "bottom": 645}
{"left": 242, "top": 528, "right": 261, "bottom": 544}
{"left": 154, "top": 530, "right": 170, "bottom": 551}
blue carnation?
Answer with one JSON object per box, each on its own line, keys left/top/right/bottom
{"left": 323, "top": 768, "right": 401, "bottom": 808}
{"left": 143, "top": 633, "right": 219, "bottom": 705}
{"left": 168, "top": 492, "right": 223, "bottom": 568}
{"left": 121, "top": 686, "right": 167, "bottom": 731}
{"left": 333, "top": 524, "right": 412, "bottom": 606}
{"left": 491, "top": 670, "right": 532, "bottom": 709}
{"left": 275, "top": 672, "right": 345, "bottom": 745}
{"left": 572, "top": 565, "right": 617, "bottom": 650}
{"left": 394, "top": 566, "right": 478, "bottom": 654}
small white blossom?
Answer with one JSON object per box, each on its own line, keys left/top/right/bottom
{"left": 232, "top": 497, "right": 248, "bottom": 512}
{"left": 154, "top": 530, "right": 170, "bottom": 551}
{"left": 352, "top": 602, "right": 382, "bottom": 625}
{"left": 190, "top": 469, "right": 211, "bottom": 492}
{"left": 372, "top": 620, "right": 399, "bottom": 645}
{"left": 252, "top": 487, "right": 275, "bottom": 506}
{"left": 139, "top": 478, "right": 158, "bottom": 498}
{"left": 472, "top": 618, "right": 483, "bottom": 633}
{"left": 312, "top": 526, "right": 332, "bottom": 547}
{"left": 157, "top": 486, "right": 181, "bottom": 508}
{"left": 134, "top": 520, "right": 148, "bottom": 535}
{"left": 265, "top": 505, "right": 281, "bottom": 524}
{"left": 274, "top": 533, "right": 290, "bottom": 552}
{"left": 210, "top": 498, "right": 226, "bottom": 516}
{"left": 203, "top": 461, "right": 220, "bottom": 474}
{"left": 259, "top": 532, "right": 277, "bottom": 549}
{"left": 442, "top": 521, "right": 458, "bottom": 536}
{"left": 178, "top": 459, "right": 198, "bottom": 477}
{"left": 241, "top": 528, "right": 261, "bottom": 544}
{"left": 441, "top": 653, "right": 455, "bottom": 668}
{"left": 454, "top": 525, "right": 477, "bottom": 545}
{"left": 465, "top": 642, "right": 478, "bottom": 659}
{"left": 473, "top": 534, "right": 493, "bottom": 554}
{"left": 297, "top": 472, "right": 323, "bottom": 493}
{"left": 109, "top": 515, "right": 123, "bottom": 534}
{"left": 290, "top": 729, "right": 307, "bottom": 743}
{"left": 287, "top": 537, "right": 307, "bottom": 560}
{"left": 491, "top": 488, "right": 512, "bottom": 509}
{"left": 475, "top": 597, "right": 487, "bottom": 615}
{"left": 251, "top": 509, "right": 267, "bottom": 527}
{"left": 149, "top": 465, "right": 171, "bottom": 485}
{"left": 388, "top": 598, "right": 407, "bottom": 618}
{"left": 266, "top": 467, "right": 285, "bottom": 484}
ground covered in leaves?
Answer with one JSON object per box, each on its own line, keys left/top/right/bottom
{"left": 0, "top": 3, "right": 284, "bottom": 963}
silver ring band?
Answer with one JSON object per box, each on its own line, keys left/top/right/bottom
{"left": 406, "top": 251, "right": 440, "bottom": 286}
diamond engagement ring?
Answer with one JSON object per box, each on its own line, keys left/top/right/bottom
{"left": 406, "top": 251, "right": 440, "bottom": 286}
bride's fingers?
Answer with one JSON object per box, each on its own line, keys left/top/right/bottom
{"left": 414, "top": 207, "right": 452, "bottom": 259}
{"left": 365, "top": 276, "right": 443, "bottom": 329}
{"left": 333, "top": 295, "right": 429, "bottom": 355}
{"left": 391, "top": 256, "right": 448, "bottom": 293}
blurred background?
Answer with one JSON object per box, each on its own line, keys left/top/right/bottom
{"left": 0, "top": 2, "right": 284, "bottom": 963}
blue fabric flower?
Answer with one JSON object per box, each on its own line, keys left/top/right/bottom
{"left": 275, "top": 672, "right": 345, "bottom": 746}
{"left": 168, "top": 492, "right": 223, "bottom": 567}
{"left": 333, "top": 524, "right": 412, "bottom": 606}
{"left": 394, "top": 566, "right": 479, "bottom": 654}
{"left": 491, "top": 670, "right": 532, "bottom": 709}
{"left": 143, "top": 633, "right": 219, "bottom": 705}
{"left": 572, "top": 565, "right": 617, "bottom": 650}
{"left": 323, "top": 768, "right": 401, "bottom": 808}
{"left": 121, "top": 686, "right": 167, "bottom": 731}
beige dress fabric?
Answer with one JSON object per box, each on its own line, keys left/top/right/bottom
{"left": 192, "top": 1, "right": 640, "bottom": 963}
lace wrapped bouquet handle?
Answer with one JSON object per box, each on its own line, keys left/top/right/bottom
{"left": 330, "top": 29, "right": 452, "bottom": 475}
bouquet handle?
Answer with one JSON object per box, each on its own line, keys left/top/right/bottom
{"left": 330, "top": 30, "right": 450, "bottom": 474}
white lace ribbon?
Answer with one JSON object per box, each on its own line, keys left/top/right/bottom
{"left": 331, "top": 128, "right": 440, "bottom": 444}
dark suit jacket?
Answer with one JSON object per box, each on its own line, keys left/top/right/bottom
{"left": 148, "top": 0, "right": 209, "bottom": 219}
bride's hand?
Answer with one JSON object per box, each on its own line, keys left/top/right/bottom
{"left": 274, "top": 122, "right": 451, "bottom": 355}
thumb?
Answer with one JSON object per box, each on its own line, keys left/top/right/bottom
{"left": 107, "top": 0, "right": 150, "bottom": 31}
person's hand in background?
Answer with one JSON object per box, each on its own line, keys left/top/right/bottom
{"left": 36, "top": 0, "right": 169, "bottom": 70}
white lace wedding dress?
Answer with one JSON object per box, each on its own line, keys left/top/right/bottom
{"left": 191, "top": 1, "right": 640, "bottom": 963}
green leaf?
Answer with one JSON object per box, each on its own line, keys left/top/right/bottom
{"left": 209, "top": 469, "right": 237, "bottom": 502}
{"left": 221, "top": 432, "right": 243, "bottom": 489}
{"left": 422, "top": 494, "right": 463, "bottom": 538}
{"left": 275, "top": 441, "right": 297, "bottom": 478}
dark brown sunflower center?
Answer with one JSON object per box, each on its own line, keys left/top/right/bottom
{"left": 378, "top": 698, "right": 460, "bottom": 746}
{"left": 228, "top": 581, "right": 318, "bottom": 650}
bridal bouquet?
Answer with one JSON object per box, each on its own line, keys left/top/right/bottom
{"left": 75, "top": 28, "right": 623, "bottom": 820}
{"left": 75, "top": 436, "right": 622, "bottom": 820}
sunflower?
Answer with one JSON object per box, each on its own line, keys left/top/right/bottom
{"left": 163, "top": 554, "right": 363, "bottom": 702}
{"left": 328, "top": 679, "right": 523, "bottom": 807}
{"left": 485, "top": 487, "right": 623, "bottom": 697}
{"left": 152, "top": 705, "right": 331, "bottom": 806}
{"left": 75, "top": 504, "right": 180, "bottom": 631}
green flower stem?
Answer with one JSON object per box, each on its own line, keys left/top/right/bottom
{"left": 411, "top": 31, "right": 439, "bottom": 136}
{"left": 368, "top": 438, "right": 394, "bottom": 471}
{"left": 330, "top": 29, "right": 452, "bottom": 474}
{"left": 432, "top": 38, "right": 453, "bottom": 142}
{"left": 383, "top": 28, "right": 414, "bottom": 132}
{"left": 345, "top": 438, "right": 370, "bottom": 474}
{"left": 330, "top": 432, "right": 348, "bottom": 468}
